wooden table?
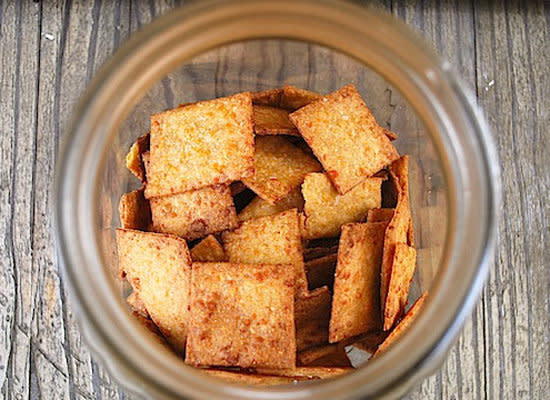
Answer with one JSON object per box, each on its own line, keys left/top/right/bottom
{"left": 1, "top": 1, "right": 548, "bottom": 398}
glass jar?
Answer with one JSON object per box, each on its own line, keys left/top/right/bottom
{"left": 55, "top": 0, "right": 500, "bottom": 398}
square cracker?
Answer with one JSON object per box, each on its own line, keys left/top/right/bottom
{"left": 374, "top": 292, "right": 427, "bottom": 357}
{"left": 242, "top": 136, "right": 321, "bottom": 204}
{"left": 329, "top": 222, "right": 387, "bottom": 343}
{"left": 297, "top": 344, "right": 351, "bottom": 367}
{"left": 301, "top": 173, "right": 383, "bottom": 239}
{"left": 290, "top": 84, "right": 399, "bottom": 194}
{"left": 251, "top": 88, "right": 283, "bottom": 107}
{"left": 116, "top": 229, "right": 192, "bottom": 354}
{"left": 253, "top": 105, "right": 299, "bottom": 136}
{"left": 145, "top": 92, "right": 254, "bottom": 197}
{"left": 190, "top": 235, "right": 226, "bottom": 262}
{"left": 295, "top": 286, "right": 332, "bottom": 351}
{"left": 150, "top": 184, "right": 238, "bottom": 241}
{"left": 222, "top": 209, "right": 308, "bottom": 295}
{"left": 384, "top": 243, "right": 417, "bottom": 330}
{"left": 280, "top": 85, "right": 322, "bottom": 110}
{"left": 305, "top": 254, "right": 338, "bottom": 290}
{"left": 185, "top": 262, "right": 296, "bottom": 369}
{"left": 380, "top": 156, "right": 412, "bottom": 327}
{"left": 119, "top": 187, "right": 151, "bottom": 230}
{"left": 125, "top": 133, "right": 150, "bottom": 181}
{"left": 238, "top": 187, "right": 304, "bottom": 222}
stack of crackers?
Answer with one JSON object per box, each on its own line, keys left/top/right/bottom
{"left": 117, "top": 84, "right": 427, "bottom": 385}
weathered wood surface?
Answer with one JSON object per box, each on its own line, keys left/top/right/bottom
{"left": 0, "top": 0, "right": 548, "bottom": 399}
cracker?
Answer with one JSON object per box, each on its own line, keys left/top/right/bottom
{"left": 253, "top": 105, "right": 299, "bottom": 136}
{"left": 295, "top": 286, "right": 331, "bottom": 351}
{"left": 290, "top": 85, "right": 399, "bottom": 194}
{"left": 251, "top": 88, "right": 283, "bottom": 107}
{"left": 185, "top": 263, "right": 296, "bottom": 369}
{"left": 200, "top": 369, "right": 302, "bottom": 385}
{"left": 118, "top": 187, "right": 151, "bottom": 230}
{"left": 297, "top": 344, "right": 351, "bottom": 367}
{"left": 116, "top": 229, "right": 192, "bottom": 354}
{"left": 374, "top": 293, "right": 427, "bottom": 357}
{"left": 238, "top": 187, "right": 304, "bottom": 222}
{"left": 280, "top": 85, "right": 322, "bottom": 110}
{"left": 145, "top": 92, "right": 254, "bottom": 197}
{"left": 256, "top": 367, "right": 351, "bottom": 380}
{"left": 329, "top": 222, "right": 387, "bottom": 342}
{"left": 150, "top": 185, "right": 238, "bottom": 240}
{"left": 222, "top": 209, "right": 308, "bottom": 295}
{"left": 301, "top": 173, "right": 383, "bottom": 239}
{"left": 380, "top": 156, "right": 412, "bottom": 328}
{"left": 383, "top": 243, "right": 417, "bottom": 330}
{"left": 190, "top": 235, "right": 226, "bottom": 262}
{"left": 125, "top": 133, "right": 150, "bottom": 181}
{"left": 304, "top": 245, "right": 338, "bottom": 262}
{"left": 242, "top": 136, "right": 321, "bottom": 204}
{"left": 367, "top": 208, "right": 394, "bottom": 223}
{"left": 126, "top": 291, "right": 149, "bottom": 318}
{"left": 305, "top": 253, "right": 338, "bottom": 290}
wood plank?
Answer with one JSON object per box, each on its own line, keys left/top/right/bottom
{"left": 474, "top": 1, "right": 550, "bottom": 399}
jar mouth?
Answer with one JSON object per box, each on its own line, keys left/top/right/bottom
{"left": 55, "top": 0, "right": 500, "bottom": 399}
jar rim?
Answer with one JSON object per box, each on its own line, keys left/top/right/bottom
{"left": 55, "top": 1, "right": 500, "bottom": 398}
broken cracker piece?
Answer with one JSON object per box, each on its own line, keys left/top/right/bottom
{"left": 150, "top": 184, "right": 238, "bottom": 241}
{"left": 125, "top": 133, "right": 150, "bottom": 181}
{"left": 238, "top": 187, "right": 304, "bottom": 222}
{"left": 185, "top": 263, "right": 296, "bottom": 369}
{"left": 329, "top": 222, "right": 387, "bottom": 343}
{"left": 384, "top": 243, "right": 417, "bottom": 330}
{"left": 242, "top": 136, "right": 321, "bottom": 204}
{"left": 297, "top": 344, "right": 351, "bottom": 367}
{"left": 251, "top": 88, "right": 283, "bottom": 107}
{"left": 290, "top": 85, "right": 399, "bottom": 194}
{"left": 119, "top": 187, "right": 152, "bottom": 230}
{"left": 223, "top": 209, "right": 308, "bottom": 296}
{"left": 116, "top": 229, "right": 191, "bottom": 354}
{"left": 305, "top": 253, "right": 338, "bottom": 290}
{"left": 280, "top": 85, "right": 322, "bottom": 110}
{"left": 301, "top": 173, "right": 383, "bottom": 239}
{"left": 145, "top": 92, "right": 254, "bottom": 197}
{"left": 190, "top": 235, "right": 226, "bottom": 262}
{"left": 380, "top": 156, "right": 412, "bottom": 329}
{"left": 374, "top": 293, "right": 427, "bottom": 357}
{"left": 253, "top": 105, "right": 299, "bottom": 136}
{"left": 295, "top": 286, "right": 332, "bottom": 351}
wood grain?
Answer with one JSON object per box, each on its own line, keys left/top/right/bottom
{"left": 0, "top": 1, "right": 548, "bottom": 399}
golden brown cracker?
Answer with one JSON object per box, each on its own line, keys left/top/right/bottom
{"left": 301, "top": 173, "right": 383, "bottom": 239}
{"left": 374, "top": 292, "right": 427, "bottom": 357}
{"left": 223, "top": 209, "right": 308, "bottom": 295}
{"left": 242, "top": 136, "right": 321, "bottom": 204}
{"left": 289, "top": 85, "right": 399, "bottom": 194}
{"left": 185, "top": 263, "right": 296, "bottom": 369}
{"left": 145, "top": 92, "right": 254, "bottom": 197}
{"left": 380, "top": 156, "right": 412, "bottom": 328}
{"left": 190, "top": 235, "right": 226, "bottom": 262}
{"left": 116, "top": 229, "right": 192, "bottom": 354}
{"left": 297, "top": 344, "right": 351, "bottom": 367}
{"left": 305, "top": 253, "right": 338, "bottom": 290}
{"left": 150, "top": 184, "right": 238, "bottom": 240}
{"left": 253, "top": 105, "right": 299, "bottom": 136}
{"left": 329, "top": 222, "right": 387, "bottom": 342}
{"left": 280, "top": 85, "right": 322, "bottom": 110}
{"left": 200, "top": 369, "right": 302, "bottom": 386}
{"left": 367, "top": 208, "right": 394, "bottom": 223}
{"left": 238, "top": 187, "right": 304, "bottom": 222}
{"left": 125, "top": 133, "right": 150, "bottom": 181}
{"left": 119, "top": 187, "right": 151, "bottom": 230}
{"left": 251, "top": 88, "right": 283, "bottom": 107}
{"left": 383, "top": 243, "right": 417, "bottom": 330}
{"left": 295, "top": 287, "right": 331, "bottom": 351}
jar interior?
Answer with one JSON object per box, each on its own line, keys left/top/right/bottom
{"left": 99, "top": 39, "right": 447, "bottom": 372}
